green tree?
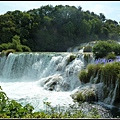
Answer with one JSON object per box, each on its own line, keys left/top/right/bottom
{"left": 0, "top": 5, "right": 120, "bottom": 52}
{"left": 99, "top": 13, "right": 106, "bottom": 22}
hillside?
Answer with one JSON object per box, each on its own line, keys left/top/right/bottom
{"left": 0, "top": 5, "right": 120, "bottom": 52}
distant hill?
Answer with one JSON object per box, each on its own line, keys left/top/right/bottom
{"left": 0, "top": 5, "right": 120, "bottom": 52}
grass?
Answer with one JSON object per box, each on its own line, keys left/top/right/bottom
{"left": 66, "top": 54, "right": 76, "bottom": 65}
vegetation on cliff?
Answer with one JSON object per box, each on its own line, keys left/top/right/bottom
{"left": 78, "top": 62, "right": 120, "bottom": 105}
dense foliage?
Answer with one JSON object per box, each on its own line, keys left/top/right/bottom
{"left": 0, "top": 35, "right": 31, "bottom": 52}
{"left": 0, "top": 5, "right": 120, "bottom": 52}
{"left": 92, "top": 40, "right": 120, "bottom": 59}
{"left": 83, "top": 45, "right": 92, "bottom": 52}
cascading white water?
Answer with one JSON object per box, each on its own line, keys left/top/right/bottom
{"left": 0, "top": 52, "right": 85, "bottom": 112}
{"left": 0, "top": 52, "right": 118, "bottom": 117}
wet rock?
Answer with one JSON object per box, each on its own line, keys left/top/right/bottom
{"left": 61, "top": 82, "right": 70, "bottom": 91}
{"left": 42, "top": 74, "right": 63, "bottom": 91}
{"left": 71, "top": 83, "right": 98, "bottom": 103}
{"left": 66, "top": 102, "right": 113, "bottom": 118}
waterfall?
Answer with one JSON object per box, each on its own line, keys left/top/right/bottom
{"left": 0, "top": 52, "right": 87, "bottom": 112}
{"left": 0, "top": 52, "right": 85, "bottom": 90}
{"left": 111, "top": 79, "right": 119, "bottom": 105}
{"left": 0, "top": 52, "right": 119, "bottom": 117}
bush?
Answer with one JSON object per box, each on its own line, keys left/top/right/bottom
{"left": 87, "top": 64, "right": 99, "bottom": 78}
{"left": 0, "top": 86, "right": 34, "bottom": 118}
{"left": 83, "top": 45, "right": 92, "bottom": 52}
{"left": 5, "top": 49, "right": 16, "bottom": 56}
{"left": 101, "top": 62, "right": 120, "bottom": 87}
{"left": 79, "top": 64, "right": 102, "bottom": 84}
{"left": 112, "top": 44, "right": 120, "bottom": 55}
{"left": 105, "top": 52, "right": 116, "bottom": 60}
{"left": 15, "top": 45, "right": 23, "bottom": 52}
{"left": 78, "top": 69, "right": 89, "bottom": 83}
{"left": 67, "top": 54, "right": 76, "bottom": 65}
{"left": 0, "top": 35, "right": 31, "bottom": 52}
{"left": 22, "top": 45, "right": 31, "bottom": 52}
{"left": 0, "top": 43, "right": 9, "bottom": 51}
{"left": 84, "top": 54, "right": 91, "bottom": 63}
{"left": 92, "top": 41, "right": 112, "bottom": 59}
{"left": 75, "top": 92, "right": 85, "bottom": 102}
{"left": 1, "top": 49, "right": 15, "bottom": 57}
{"left": 72, "top": 88, "right": 98, "bottom": 103}
{"left": 93, "top": 40, "right": 120, "bottom": 59}
{"left": 87, "top": 64, "right": 96, "bottom": 78}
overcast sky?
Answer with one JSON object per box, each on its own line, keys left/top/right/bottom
{"left": 0, "top": 1, "right": 120, "bottom": 23}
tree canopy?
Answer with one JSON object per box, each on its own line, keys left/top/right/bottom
{"left": 0, "top": 5, "right": 120, "bottom": 52}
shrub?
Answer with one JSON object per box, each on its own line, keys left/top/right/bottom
{"left": 87, "top": 64, "right": 102, "bottom": 78}
{"left": 75, "top": 92, "right": 85, "bottom": 102}
{"left": 67, "top": 54, "right": 76, "bottom": 65}
{"left": 84, "top": 54, "right": 91, "bottom": 63}
{"left": 101, "top": 62, "right": 120, "bottom": 87}
{"left": 112, "top": 44, "right": 120, "bottom": 55}
{"left": 83, "top": 62, "right": 120, "bottom": 88}
{"left": 0, "top": 86, "right": 34, "bottom": 118}
{"left": 78, "top": 69, "right": 89, "bottom": 83}
{"left": 5, "top": 49, "right": 16, "bottom": 56}
{"left": 105, "top": 52, "right": 116, "bottom": 60}
{"left": 0, "top": 35, "right": 31, "bottom": 52}
{"left": 1, "top": 49, "right": 15, "bottom": 57}
{"left": 15, "top": 45, "right": 23, "bottom": 52}
{"left": 73, "top": 89, "right": 97, "bottom": 103}
{"left": 83, "top": 45, "right": 92, "bottom": 52}
{"left": 93, "top": 40, "right": 120, "bottom": 59}
{"left": 0, "top": 43, "right": 9, "bottom": 51}
{"left": 107, "top": 40, "right": 118, "bottom": 44}
{"left": 92, "top": 41, "right": 112, "bottom": 59}
{"left": 22, "top": 45, "right": 31, "bottom": 52}
{"left": 79, "top": 64, "right": 101, "bottom": 84}
{"left": 87, "top": 64, "right": 96, "bottom": 78}
{"left": 87, "top": 64, "right": 96, "bottom": 79}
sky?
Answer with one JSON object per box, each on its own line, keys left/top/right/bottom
{"left": 0, "top": 1, "right": 120, "bottom": 23}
